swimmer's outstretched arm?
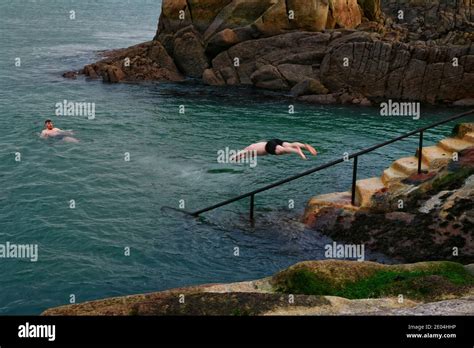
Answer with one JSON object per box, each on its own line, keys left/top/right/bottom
{"left": 282, "top": 142, "right": 318, "bottom": 156}
{"left": 275, "top": 145, "right": 307, "bottom": 160}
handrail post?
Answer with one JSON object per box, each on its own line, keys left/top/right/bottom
{"left": 418, "top": 130, "right": 424, "bottom": 174}
{"left": 250, "top": 194, "right": 255, "bottom": 222}
{"left": 351, "top": 156, "right": 358, "bottom": 205}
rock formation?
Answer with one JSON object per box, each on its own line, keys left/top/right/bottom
{"left": 42, "top": 259, "right": 474, "bottom": 315}
{"left": 303, "top": 123, "right": 474, "bottom": 263}
{"left": 64, "top": 0, "right": 474, "bottom": 105}
{"left": 75, "top": 41, "right": 184, "bottom": 83}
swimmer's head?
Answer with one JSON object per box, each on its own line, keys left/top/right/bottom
{"left": 44, "top": 119, "right": 53, "bottom": 130}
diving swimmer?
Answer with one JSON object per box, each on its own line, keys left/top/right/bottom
{"left": 232, "top": 139, "right": 317, "bottom": 161}
{"left": 40, "top": 120, "right": 79, "bottom": 143}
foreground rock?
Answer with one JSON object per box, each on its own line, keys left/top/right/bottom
{"left": 369, "top": 296, "right": 474, "bottom": 315}
{"left": 42, "top": 260, "right": 473, "bottom": 315}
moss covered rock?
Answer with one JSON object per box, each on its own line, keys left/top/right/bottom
{"left": 42, "top": 260, "right": 473, "bottom": 316}
{"left": 271, "top": 260, "right": 474, "bottom": 301}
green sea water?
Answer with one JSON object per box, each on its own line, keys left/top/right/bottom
{"left": 0, "top": 0, "right": 472, "bottom": 314}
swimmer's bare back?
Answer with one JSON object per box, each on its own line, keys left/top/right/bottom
{"left": 41, "top": 129, "right": 79, "bottom": 143}
{"left": 232, "top": 139, "right": 317, "bottom": 161}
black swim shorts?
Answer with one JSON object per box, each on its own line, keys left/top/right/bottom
{"left": 265, "top": 139, "right": 285, "bottom": 155}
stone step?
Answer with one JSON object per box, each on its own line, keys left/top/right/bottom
{"left": 417, "top": 145, "right": 452, "bottom": 169}
{"left": 462, "top": 132, "right": 474, "bottom": 143}
{"left": 355, "top": 177, "right": 385, "bottom": 207}
{"left": 392, "top": 156, "right": 428, "bottom": 175}
{"left": 304, "top": 191, "right": 357, "bottom": 223}
{"left": 438, "top": 137, "right": 474, "bottom": 153}
{"left": 307, "top": 191, "right": 353, "bottom": 208}
{"left": 381, "top": 167, "right": 408, "bottom": 186}
{"left": 457, "top": 123, "right": 474, "bottom": 138}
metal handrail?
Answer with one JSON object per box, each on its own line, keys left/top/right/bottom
{"left": 166, "top": 109, "right": 474, "bottom": 221}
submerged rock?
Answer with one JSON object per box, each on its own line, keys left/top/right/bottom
{"left": 62, "top": 71, "right": 78, "bottom": 79}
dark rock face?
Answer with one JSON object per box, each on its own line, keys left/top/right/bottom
{"left": 127, "top": 292, "right": 329, "bottom": 316}
{"left": 208, "top": 31, "right": 332, "bottom": 86}
{"left": 172, "top": 26, "right": 210, "bottom": 77}
{"left": 77, "top": 41, "right": 184, "bottom": 83}
{"left": 205, "top": 29, "right": 474, "bottom": 103}
{"left": 381, "top": 0, "right": 473, "bottom": 44}
{"left": 320, "top": 34, "right": 473, "bottom": 103}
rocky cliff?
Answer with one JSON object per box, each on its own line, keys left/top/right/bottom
{"left": 66, "top": 0, "right": 474, "bottom": 105}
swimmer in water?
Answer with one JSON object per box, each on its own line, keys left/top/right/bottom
{"left": 40, "top": 120, "right": 79, "bottom": 143}
{"left": 231, "top": 139, "right": 317, "bottom": 161}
